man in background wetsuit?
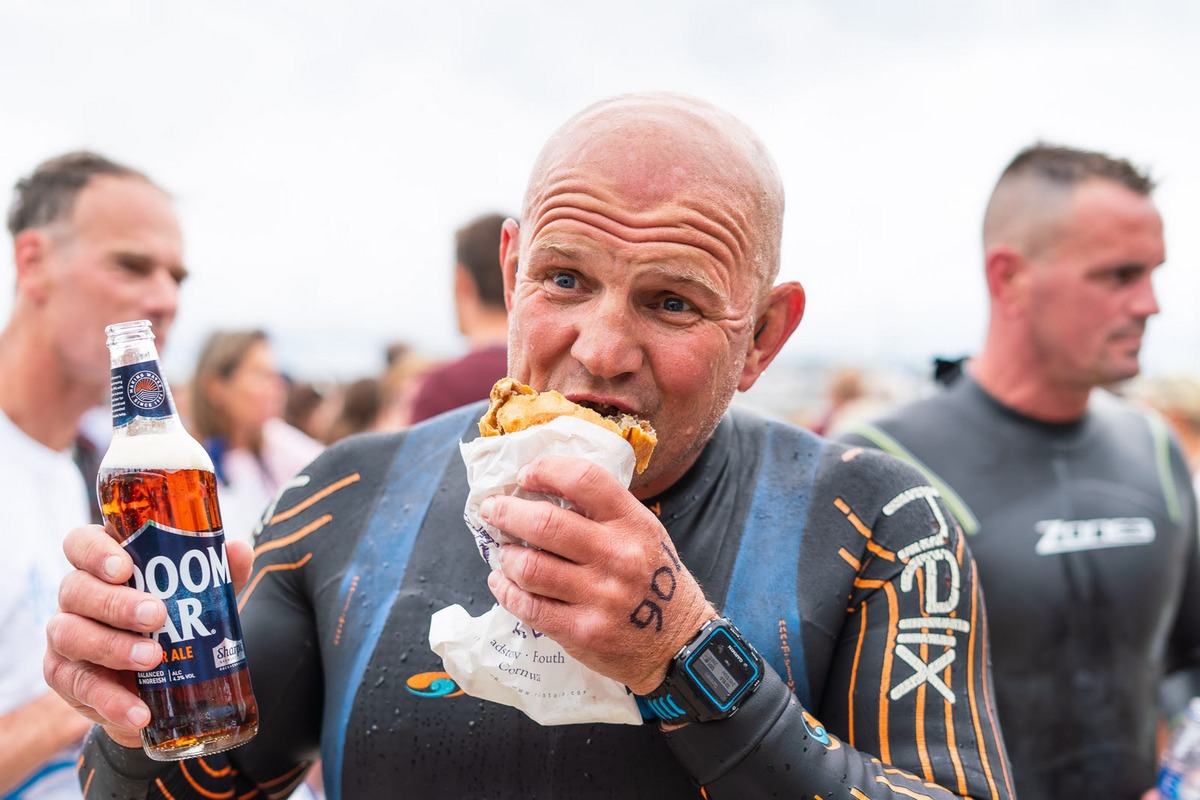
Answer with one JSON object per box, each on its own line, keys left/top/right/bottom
{"left": 840, "top": 143, "right": 1200, "bottom": 800}
{"left": 44, "top": 93, "right": 1014, "bottom": 799}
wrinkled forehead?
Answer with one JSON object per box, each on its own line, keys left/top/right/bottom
{"left": 521, "top": 95, "right": 783, "bottom": 283}
{"left": 531, "top": 99, "right": 771, "bottom": 209}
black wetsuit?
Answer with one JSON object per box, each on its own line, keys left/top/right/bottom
{"left": 79, "top": 404, "right": 1014, "bottom": 799}
{"left": 840, "top": 370, "right": 1200, "bottom": 800}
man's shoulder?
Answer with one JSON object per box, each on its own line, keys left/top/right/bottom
{"left": 258, "top": 407, "right": 479, "bottom": 546}
{"left": 309, "top": 404, "right": 480, "bottom": 481}
{"left": 835, "top": 376, "right": 978, "bottom": 455}
{"left": 725, "top": 406, "right": 932, "bottom": 496}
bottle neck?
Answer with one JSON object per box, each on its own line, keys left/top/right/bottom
{"left": 108, "top": 346, "right": 182, "bottom": 436}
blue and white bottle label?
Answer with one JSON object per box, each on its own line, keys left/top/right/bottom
{"left": 123, "top": 522, "right": 249, "bottom": 689}
{"left": 111, "top": 360, "right": 172, "bottom": 427}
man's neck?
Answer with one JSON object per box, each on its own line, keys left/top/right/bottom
{"left": 464, "top": 312, "right": 509, "bottom": 350}
{"left": 968, "top": 352, "right": 1092, "bottom": 423}
{"left": 0, "top": 330, "right": 99, "bottom": 451}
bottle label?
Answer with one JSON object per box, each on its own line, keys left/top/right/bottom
{"left": 111, "top": 360, "right": 172, "bottom": 428}
{"left": 123, "top": 521, "right": 249, "bottom": 690}
{"left": 1159, "top": 763, "right": 1200, "bottom": 799}
{"left": 1161, "top": 766, "right": 1184, "bottom": 799}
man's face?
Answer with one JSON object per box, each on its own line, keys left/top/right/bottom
{"left": 38, "top": 175, "right": 186, "bottom": 392}
{"left": 503, "top": 151, "right": 763, "bottom": 496}
{"left": 1025, "top": 179, "right": 1164, "bottom": 388}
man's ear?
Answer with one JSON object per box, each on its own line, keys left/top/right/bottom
{"left": 984, "top": 244, "right": 1028, "bottom": 319}
{"left": 499, "top": 218, "right": 521, "bottom": 312}
{"left": 13, "top": 229, "right": 53, "bottom": 304}
{"left": 739, "top": 281, "right": 806, "bottom": 392}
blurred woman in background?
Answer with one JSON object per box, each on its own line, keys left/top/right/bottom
{"left": 189, "top": 330, "right": 325, "bottom": 545}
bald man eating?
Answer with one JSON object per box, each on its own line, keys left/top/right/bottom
{"left": 45, "top": 93, "right": 1013, "bottom": 799}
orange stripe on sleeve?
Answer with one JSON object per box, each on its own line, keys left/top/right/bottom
{"left": 866, "top": 539, "right": 897, "bottom": 561}
{"left": 835, "top": 497, "right": 898, "bottom": 561}
{"left": 259, "top": 763, "right": 309, "bottom": 789}
{"left": 873, "top": 775, "right": 938, "bottom": 799}
{"left": 942, "top": 517, "right": 972, "bottom": 794}
{"left": 980, "top": 594, "right": 1016, "bottom": 798}
{"left": 180, "top": 761, "right": 235, "bottom": 798}
{"left": 849, "top": 604, "right": 867, "bottom": 745}
{"left": 944, "top": 657, "right": 969, "bottom": 795}
{"left": 838, "top": 547, "right": 862, "bottom": 571}
{"left": 155, "top": 779, "right": 178, "bottom": 800}
{"left": 853, "top": 577, "right": 888, "bottom": 590}
{"left": 196, "top": 757, "right": 233, "bottom": 777}
{"left": 334, "top": 575, "right": 361, "bottom": 646}
{"left": 965, "top": 571, "right": 1003, "bottom": 800}
{"left": 81, "top": 769, "right": 94, "bottom": 797}
{"left": 878, "top": 582, "right": 899, "bottom": 764}
{"left": 254, "top": 515, "right": 333, "bottom": 556}
{"left": 269, "top": 474, "right": 361, "bottom": 524}
{"left": 238, "top": 553, "right": 314, "bottom": 611}
{"left": 915, "top": 646, "right": 933, "bottom": 782}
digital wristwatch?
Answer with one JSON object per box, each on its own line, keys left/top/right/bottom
{"left": 638, "top": 617, "right": 764, "bottom": 723}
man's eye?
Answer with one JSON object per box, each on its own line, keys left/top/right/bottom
{"left": 552, "top": 273, "right": 577, "bottom": 289}
{"left": 661, "top": 296, "right": 691, "bottom": 313}
{"left": 1113, "top": 267, "right": 1143, "bottom": 286}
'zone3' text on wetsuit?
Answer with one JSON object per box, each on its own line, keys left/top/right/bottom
{"left": 841, "top": 369, "right": 1200, "bottom": 800}
{"left": 78, "top": 404, "right": 1015, "bottom": 799}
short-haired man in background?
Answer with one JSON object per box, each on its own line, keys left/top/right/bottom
{"left": 841, "top": 143, "right": 1199, "bottom": 799}
{"left": 0, "top": 151, "right": 185, "bottom": 797}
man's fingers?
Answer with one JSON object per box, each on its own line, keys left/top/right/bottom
{"left": 43, "top": 648, "right": 150, "bottom": 735}
{"left": 63, "top": 524, "right": 253, "bottom": 592}
{"left": 58, "top": 570, "right": 165, "bottom": 635}
{"left": 64, "top": 524, "right": 131, "bottom": 581}
{"left": 516, "top": 456, "right": 637, "bottom": 522}
{"left": 227, "top": 539, "right": 254, "bottom": 594}
{"left": 47, "top": 609, "right": 162, "bottom": 674}
{"left": 483, "top": 491, "right": 582, "bottom": 559}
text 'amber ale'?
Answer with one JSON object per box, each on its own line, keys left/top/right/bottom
{"left": 97, "top": 319, "right": 258, "bottom": 761}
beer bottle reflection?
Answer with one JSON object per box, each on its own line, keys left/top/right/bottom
{"left": 96, "top": 319, "right": 258, "bottom": 760}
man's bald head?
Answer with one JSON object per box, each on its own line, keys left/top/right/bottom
{"left": 521, "top": 92, "right": 785, "bottom": 293}
{"left": 982, "top": 143, "right": 1155, "bottom": 260}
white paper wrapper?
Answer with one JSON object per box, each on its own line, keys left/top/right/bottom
{"left": 458, "top": 416, "right": 636, "bottom": 569}
{"left": 427, "top": 415, "right": 642, "bottom": 726}
{"left": 429, "top": 604, "right": 642, "bottom": 726}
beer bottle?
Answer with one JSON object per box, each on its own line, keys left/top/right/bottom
{"left": 1160, "top": 697, "right": 1200, "bottom": 799}
{"left": 97, "top": 319, "right": 258, "bottom": 761}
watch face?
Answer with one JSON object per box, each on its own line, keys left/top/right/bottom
{"left": 685, "top": 627, "right": 760, "bottom": 709}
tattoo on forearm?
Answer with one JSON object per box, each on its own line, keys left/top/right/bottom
{"left": 629, "top": 541, "right": 682, "bottom": 632}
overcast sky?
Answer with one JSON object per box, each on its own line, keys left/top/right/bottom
{"left": 2, "top": 1, "right": 1198, "bottom": 386}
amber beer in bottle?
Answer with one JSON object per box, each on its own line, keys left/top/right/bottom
{"left": 96, "top": 319, "right": 258, "bottom": 760}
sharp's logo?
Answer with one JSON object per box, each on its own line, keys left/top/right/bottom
{"left": 1034, "top": 517, "right": 1156, "bottom": 555}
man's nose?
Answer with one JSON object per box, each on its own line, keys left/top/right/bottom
{"left": 1132, "top": 275, "right": 1160, "bottom": 319}
{"left": 141, "top": 268, "right": 181, "bottom": 339}
{"left": 569, "top": 294, "right": 644, "bottom": 380}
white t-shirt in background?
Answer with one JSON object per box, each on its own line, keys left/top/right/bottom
{"left": 0, "top": 409, "right": 90, "bottom": 799}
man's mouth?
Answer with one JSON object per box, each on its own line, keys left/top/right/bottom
{"left": 576, "top": 400, "right": 623, "bottom": 418}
